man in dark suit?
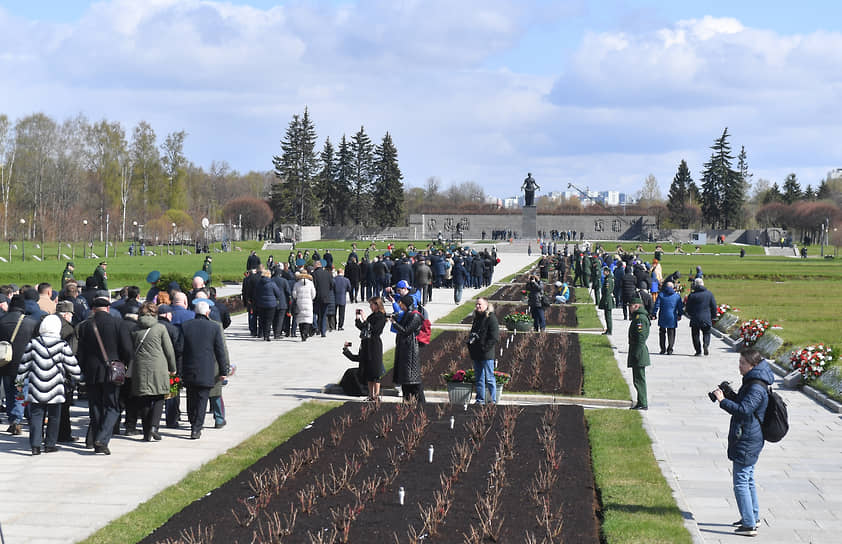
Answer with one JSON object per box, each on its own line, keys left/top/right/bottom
{"left": 311, "top": 261, "right": 334, "bottom": 337}
{"left": 181, "top": 301, "right": 229, "bottom": 439}
{"left": 0, "top": 295, "right": 39, "bottom": 435}
{"left": 76, "top": 295, "right": 133, "bottom": 454}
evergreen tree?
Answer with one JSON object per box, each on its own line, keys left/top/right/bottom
{"left": 316, "top": 137, "right": 339, "bottom": 225}
{"left": 762, "top": 182, "right": 783, "bottom": 204}
{"left": 816, "top": 179, "right": 832, "bottom": 200}
{"left": 349, "top": 126, "right": 374, "bottom": 225}
{"left": 335, "top": 135, "right": 353, "bottom": 225}
{"left": 699, "top": 128, "right": 743, "bottom": 228}
{"left": 667, "top": 160, "right": 694, "bottom": 228}
{"left": 804, "top": 184, "right": 815, "bottom": 200}
{"left": 271, "top": 108, "right": 319, "bottom": 225}
{"left": 782, "top": 173, "right": 802, "bottom": 204}
{"left": 371, "top": 132, "right": 404, "bottom": 227}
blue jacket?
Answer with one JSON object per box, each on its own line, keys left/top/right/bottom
{"left": 451, "top": 261, "right": 468, "bottom": 288}
{"left": 333, "top": 275, "right": 351, "bottom": 306}
{"left": 685, "top": 285, "right": 717, "bottom": 327}
{"left": 652, "top": 286, "right": 683, "bottom": 328}
{"left": 256, "top": 276, "right": 281, "bottom": 309}
{"left": 719, "top": 360, "right": 775, "bottom": 465}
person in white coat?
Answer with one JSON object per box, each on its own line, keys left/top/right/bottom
{"left": 292, "top": 272, "right": 316, "bottom": 341}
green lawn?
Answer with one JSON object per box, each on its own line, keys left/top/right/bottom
{"left": 586, "top": 409, "right": 692, "bottom": 544}
{"left": 79, "top": 401, "right": 339, "bottom": 544}
{"left": 581, "top": 334, "right": 631, "bottom": 401}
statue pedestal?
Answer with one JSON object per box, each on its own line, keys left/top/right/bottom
{"left": 522, "top": 206, "right": 537, "bottom": 239}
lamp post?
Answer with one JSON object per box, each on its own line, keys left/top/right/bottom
{"left": 19, "top": 218, "right": 25, "bottom": 261}
{"left": 821, "top": 217, "right": 829, "bottom": 258}
{"left": 171, "top": 222, "right": 176, "bottom": 254}
{"left": 132, "top": 221, "right": 138, "bottom": 256}
{"left": 82, "top": 219, "right": 88, "bottom": 258}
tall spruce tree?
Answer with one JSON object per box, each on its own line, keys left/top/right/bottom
{"left": 371, "top": 132, "right": 404, "bottom": 227}
{"left": 782, "top": 173, "right": 802, "bottom": 204}
{"left": 816, "top": 180, "right": 831, "bottom": 200}
{"left": 700, "top": 128, "right": 742, "bottom": 228}
{"left": 803, "top": 184, "right": 815, "bottom": 200}
{"left": 335, "top": 135, "right": 353, "bottom": 225}
{"left": 763, "top": 182, "right": 783, "bottom": 204}
{"left": 349, "top": 126, "right": 374, "bottom": 225}
{"left": 316, "top": 137, "right": 338, "bottom": 225}
{"left": 667, "top": 159, "right": 694, "bottom": 228}
{"left": 271, "top": 108, "right": 319, "bottom": 225}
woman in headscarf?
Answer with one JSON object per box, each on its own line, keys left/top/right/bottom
{"left": 130, "top": 302, "right": 177, "bottom": 441}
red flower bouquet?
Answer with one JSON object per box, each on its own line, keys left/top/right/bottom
{"left": 790, "top": 344, "right": 834, "bottom": 379}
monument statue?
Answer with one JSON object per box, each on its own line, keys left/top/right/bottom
{"left": 521, "top": 172, "right": 540, "bottom": 207}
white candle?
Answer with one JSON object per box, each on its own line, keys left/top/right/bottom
{"left": 398, "top": 486, "right": 405, "bottom": 505}
{"left": 449, "top": 416, "right": 455, "bottom": 430}
{"left": 428, "top": 445, "right": 434, "bottom": 463}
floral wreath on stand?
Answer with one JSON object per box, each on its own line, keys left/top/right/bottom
{"left": 503, "top": 311, "right": 533, "bottom": 325}
{"left": 790, "top": 344, "right": 834, "bottom": 379}
{"left": 713, "top": 304, "right": 738, "bottom": 323}
{"left": 739, "top": 319, "right": 770, "bottom": 346}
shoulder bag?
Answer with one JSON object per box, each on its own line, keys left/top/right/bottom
{"left": 92, "top": 321, "right": 127, "bottom": 386}
{"left": 0, "top": 314, "right": 26, "bottom": 366}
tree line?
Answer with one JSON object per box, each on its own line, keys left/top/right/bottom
{"left": 270, "top": 107, "right": 404, "bottom": 229}
{"left": 0, "top": 112, "right": 273, "bottom": 244}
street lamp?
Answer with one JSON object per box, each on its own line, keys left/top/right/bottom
{"left": 132, "top": 221, "right": 138, "bottom": 256}
{"left": 19, "top": 218, "right": 25, "bottom": 261}
{"left": 821, "top": 217, "right": 830, "bottom": 258}
{"left": 82, "top": 219, "right": 88, "bottom": 258}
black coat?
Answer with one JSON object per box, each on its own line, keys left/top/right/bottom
{"left": 158, "top": 317, "right": 184, "bottom": 375}
{"left": 392, "top": 310, "right": 423, "bottom": 385}
{"left": 685, "top": 286, "right": 717, "bottom": 327}
{"left": 345, "top": 261, "right": 360, "bottom": 285}
{"left": 0, "top": 311, "right": 39, "bottom": 377}
{"left": 181, "top": 315, "right": 229, "bottom": 387}
{"left": 76, "top": 311, "right": 134, "bottom": 384}
{"left": 256, "top": 276, "right": 282, "bottom": 309}
{"left": 344, "top": 312, "right": 387, "bottom": 381}
{"left": 468, "top": 310, "right": 499, "bottom": 361}
{"left": 272, "top": 275, "right": 292, "bottom": 310}
{"left": 312, "top": 268, "right": 335, "bottom": 304}
{"left": 621, "top": 272, "right": 637, "bottom": 302}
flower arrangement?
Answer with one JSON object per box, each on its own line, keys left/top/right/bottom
{"left": 168, "top": 375, "right": 182, "bottom": 398}
{"left": 713, "top": 304, "right": 738, "bottom": 323}
{"left": 503, "top": 311, "right": 533, "bottom": 326}
{"left": 442, "top": 369, "right": 512, "bottom": 385}
{"left": 790, "top": 344, "right": 834, "bottom": 379}
{"left": 739, "top": 319, "right": 770, "bottom": 346}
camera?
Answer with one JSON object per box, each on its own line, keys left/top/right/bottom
{"left": 344, "top": 341, "right": 352, "bottom": 348}
{"left": 708, "top": 381, "right": 737, "bottom": 403}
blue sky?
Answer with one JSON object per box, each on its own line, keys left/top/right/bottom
{"left": 2, "top": 0, "right": 841, "bottom": 200}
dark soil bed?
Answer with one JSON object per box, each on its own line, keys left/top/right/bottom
{"left": 461, "top": 302, "right": 578, "bottom": 329}
{"left": 383, "top": 330, "right": 583, "bottom": 394}
{"left": 142, "top": 402, "right": 600, "bottom": 544}
{"left": 490, "top": 282, "right": 577, "bottom": 303}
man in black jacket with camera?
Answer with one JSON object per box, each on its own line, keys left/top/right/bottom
{"left": 468, "top": 297, "right": 500, "bottom": 404}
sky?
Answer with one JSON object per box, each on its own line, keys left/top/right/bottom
{"left": 2, "top": 0, "right": 842, "bottom": 201}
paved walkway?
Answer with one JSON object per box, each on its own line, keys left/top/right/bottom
{"left": 602, "top": 305, "right": 842, "bottom": 543}
{"left": 0, "top": 249, "right": 537, "bottom": 544}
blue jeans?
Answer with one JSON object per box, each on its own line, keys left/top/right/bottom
{"left": 2, "top": 375, "right": 24, "bottom": 424}
{"left": 454, "top": 285, "right": 463, "bottom": 304}
{"left": 210, "top": 395, "right": 225, "bottom": 425}
{"left": 733, "top": 461, "right": 759, "bottom": 528}
{"left": 473, "top": 359, "right": 496, "bottom": 404}
{"left": 530, "top": 306, "right": 546, "bottom": 331}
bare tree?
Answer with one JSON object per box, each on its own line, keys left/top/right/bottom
{"left": 0, "top": 114, "right": 16, "bottom": 239}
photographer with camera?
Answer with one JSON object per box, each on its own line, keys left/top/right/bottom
{"left": 711, "top": 348, "right": 775, "bottom": 537}
{"left": 342, "top": 297, "right": 387, "bottom": 401}
{"left": 468, "top": 297, "right": 500, "bottom": 405}
{"left": 526, "top": 274, "right": 546, "bottom": 332}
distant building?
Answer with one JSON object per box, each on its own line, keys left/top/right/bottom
{"left": 828, "top": 168, "right": 842, "bottom": 181}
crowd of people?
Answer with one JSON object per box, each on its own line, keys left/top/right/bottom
{"left": 0, "top": 260, "right": 230, "bottom": 456}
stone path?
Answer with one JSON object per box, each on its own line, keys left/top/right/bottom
{"left": 0, "top": 249, "right": 536, "bottom": 544}
{"left": 602, "top": 304, "right": 842, "bottom": 543}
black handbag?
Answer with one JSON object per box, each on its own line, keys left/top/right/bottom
{"left": 92, "top": 322, "right": 127, "bottom": 386}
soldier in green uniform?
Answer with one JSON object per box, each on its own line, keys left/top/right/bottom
{"left": 628, "top": 296, "right": 651, "bottom": 410}
{"left": 202, "top": 256, "right": 213, "bottom": 286}
{"left": 93, "top": 261, "right": 108, "bottom": 290}
{"left": 581, "top": 253, "right": 591, "bottom": 295}
{"left": 590, "top": 255, "right": 601, "bottom": 306}
{"left": 598, "top": 266, "right": 615, "bottom": 335}
{"left": 61, "top": 261, "right": 75, "bottom": 290}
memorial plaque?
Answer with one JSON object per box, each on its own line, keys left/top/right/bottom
{"left": 782, "top": 369, "right": 804, "bottom": 389}
{"left": 754, "top": 333, "right": 784, "bottom": 358}
{"left": 714, "top": 312, "right": 739, "bottom": 333}
{"left": 819, "top": 366, "right": 842, "bottom": 395}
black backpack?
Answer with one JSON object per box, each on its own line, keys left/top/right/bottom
{"left": 748, "top": 379, "right": 789, "bottom": 443}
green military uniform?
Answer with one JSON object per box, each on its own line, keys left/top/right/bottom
{"left": 61, "top": 262, "right": 75, "bottom": 290}
{"left": 93, "top": 262, "right": 108, "bottom": 290}
{"left": 581, "top": 255, "right": 591, "bottom": 292}
{"left": 590, "top": 257, "right": 601, "bottom": 306}
{"left": 627, "top": 301, "right": 651, "bottom": 409}
{"left": 202, "top": 258, "right": 213, "bottom": 286}
{"left": 598, "top": 271, "right": 615, "bottom": 335}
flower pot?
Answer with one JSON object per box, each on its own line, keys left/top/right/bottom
{"left": 515, "top": 320, "right": 533, "bottom": 332}
{"left": 447, "top": 382, "right": 473, "bottom": 405}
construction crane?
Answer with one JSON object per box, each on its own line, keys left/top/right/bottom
{"left": 566, "top": 182, "right": 634, "bottom": 229}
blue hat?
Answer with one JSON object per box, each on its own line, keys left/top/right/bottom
{"left": 396, "top": 280, "right": 410, "bottom": 289}
{"left": 146, "top": 270, "right": 161, "bottom": 284}
{"left": 192, "top": 297, "right": 215, "bottom": 307}
{"left": 194, "top": 270, "right": 209, "bottom": 282}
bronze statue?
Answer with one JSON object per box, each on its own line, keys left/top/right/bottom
{"left": 521, "top": 172, "right": 540, "bottom": 207}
